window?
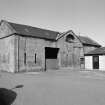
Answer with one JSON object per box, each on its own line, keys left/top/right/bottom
{"left": 80, "top": 58, "right": 84, "bottom": 64}
{"left": 24, "top": 53, "right": 26, "bottom": 65}
{"left": 66, "top": 34, "right": 75, "bottom": 43}
{"left": 35, "top": 53, "right": 36, "bottom": 64}
{"left": 93, "top": 56, "right": 99, "bottom": 62}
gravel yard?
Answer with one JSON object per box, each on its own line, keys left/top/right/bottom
{"left": 0, "top": 70, "right": 105, "bottom": 105}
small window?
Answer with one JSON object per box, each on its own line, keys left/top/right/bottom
{"left": 66, "top": 34, "right": 75, "bottom": 43}
{"left": 24, "top": 53, "right": 26, "bottom": 65}
{"left": 93, "top": 56, "right": 99, "bottom": 62}
{"left": 35, "top": 53, "right": 36, "bottom": 64}
{"left": 80, "top": 58, "right": 84, "bottom": 64}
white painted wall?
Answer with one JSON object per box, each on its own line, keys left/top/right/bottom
{"left": 85, "top": 56, "right": 93, "bottom": 70}
{"left": 99, "top": 55, "right": 105, "bottom": 71}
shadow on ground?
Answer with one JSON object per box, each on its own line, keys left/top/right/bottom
{"left": 0, "top": 85, "right": 24, "bottom": 105}
{"left": 0, "top": 88, "right": 17, "bottom": 105}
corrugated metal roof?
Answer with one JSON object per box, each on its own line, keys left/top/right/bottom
{"left": 85, "top": 47, "right": 105, "bottom": 56}
{"left": 8, "top": 22, "right": 59, "bottom": 40}
{"left": 78, "top": 36, "right": 101, "bottom": 47}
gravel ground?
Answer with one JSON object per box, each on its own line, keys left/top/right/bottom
{"left": 0, "top": 70, "right": 105, "bottom": 105}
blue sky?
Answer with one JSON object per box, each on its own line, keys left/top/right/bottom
{"left": 0, "top": 0, "right": 105, "bottom": 46}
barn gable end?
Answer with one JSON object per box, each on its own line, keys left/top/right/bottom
{"left": 57, "top": 30, "right": 84, "bottom": 69}
{"left": 0, "top": 20, "right": 16, "bottom": 38}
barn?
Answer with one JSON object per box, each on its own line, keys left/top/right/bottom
{"left": 85, "top": 47, "right": 105, "bottom": 71}
{"left": 0, "top": 20, "right": 101, "bottom": 72}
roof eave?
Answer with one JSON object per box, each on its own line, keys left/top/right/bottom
{"left": 15, "top": 33, "right": 57, "bottom": 41}
{"left": 83, "top": 43, "right": 101, "bottom": 47}
{"left": 85, "top": 53, "right": 105, "bottom": 56}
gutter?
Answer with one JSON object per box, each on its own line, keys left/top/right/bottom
{"left": 15, "top": 33, "right": 57, "bottom": 41}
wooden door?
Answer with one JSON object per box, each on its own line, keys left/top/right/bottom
{"left": 93, "top": 56, "right": 99, "bottom": 69}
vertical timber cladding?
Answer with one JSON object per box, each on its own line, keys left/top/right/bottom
{"left": 0, "top": 21, "right": 16, "bottom": 72}
{"left": 18, "top": 35, "right": 58, "bottom": 72}
{"left": 18, "top": 36, "right": 46, "bottom": 72}
{"left": 45, "top": 47, "right": 59, "bottom": 70}
{"left": 0, "top": 35, "right": 15, "bottom": 72}
{"left": 57, "top": 32, "right": 84, "bottom": 69}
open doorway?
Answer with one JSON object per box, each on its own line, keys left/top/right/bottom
{"left": 45, "top": 47, "right": 59, "bottom": 70}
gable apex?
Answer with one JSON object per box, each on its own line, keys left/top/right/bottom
{"left": 56, "top": 30, "right": 75, "bottom": 40}
{"left": 0, "top": 20, "right": 16, "bottom": 38}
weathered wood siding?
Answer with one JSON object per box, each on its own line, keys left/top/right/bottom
{"left": 0, "top": 20, "right": 15, "bottom": 38}
{"left": 57, "top": 31, "right": 84, "bottom": 69}
{"left": 0, "top": 21, "right": 15, "bottom": 72}
{"left": 0, "top": 36, "right": 15, "bottom": 72}
{"left": 0, "top": 20, "right": 100, "bottom": 72}
{"left": 17, "top": 36, "right": 57, "bottom": 72}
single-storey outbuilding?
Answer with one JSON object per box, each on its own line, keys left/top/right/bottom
{"left": 85, "top": 47, "right": 105, "bottom": 70}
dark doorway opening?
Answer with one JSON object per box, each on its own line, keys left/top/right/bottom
{"left": 45, "top": 47, "right": 59, "bottom": 59}
{"left": 93, "top": 56, "right": 99, "bottom": 69}
{"left": 45, "top": 47, "right": 59, "bottom": 70}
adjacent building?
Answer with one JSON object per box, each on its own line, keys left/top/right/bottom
{"left": 85, "top": 47, "right": 105, "bottom": 70}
